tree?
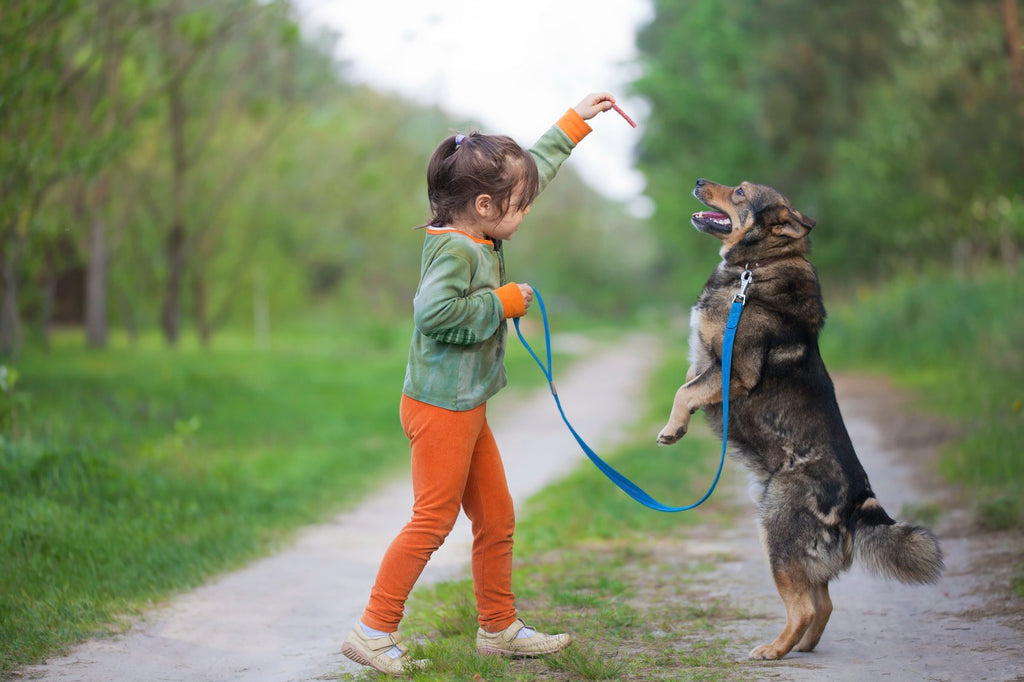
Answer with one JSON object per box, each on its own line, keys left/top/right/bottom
{"left": 0, "top": 1, "right": 82, "bottom": 356}
{"left": 0, "top": 0, "right": 659, "bottom": 354}
{"left": 145, "top": 0, "right": 299, "bottom": 345}
{"left": 632, "top": 0, "right": 1023, "bottom": 282}
{"left": 65, "top": 0, "right": 161, "bottom": 348}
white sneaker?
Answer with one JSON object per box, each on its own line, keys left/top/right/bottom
{"left": 476, "top": 618, "right": 571, "bottom": 657}
{"left": 341, "top": 627, "right": 427, "bottom": 676}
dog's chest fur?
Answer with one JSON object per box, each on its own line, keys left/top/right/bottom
{"left": 690, "top": 261, "right": 864, "bottom": 491}
{"left": 690, "top": 260, "right": 824, "bottom": 375}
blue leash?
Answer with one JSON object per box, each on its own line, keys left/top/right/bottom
{"left": 513, "top": 270, "right": 752, "bottom": 513}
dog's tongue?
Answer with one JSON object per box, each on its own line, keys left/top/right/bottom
{"left": 694, "top": 211, "right": 729, "bottom": 220}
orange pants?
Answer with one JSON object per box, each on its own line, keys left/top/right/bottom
{"left": 361, "top": 395, "right": 517, "bottom": 633}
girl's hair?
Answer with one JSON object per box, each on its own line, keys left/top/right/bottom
{"left": 422, "top": 132, "right": 540, "bottom": 228}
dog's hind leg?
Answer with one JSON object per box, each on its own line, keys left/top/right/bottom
{"left": 749, "top": 566, "right": 815, "bottom": 660}
{"left": 794, "top": 581, "right": 832, "bottom": 652}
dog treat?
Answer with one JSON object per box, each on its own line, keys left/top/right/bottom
{"left": 610, "top": 102, "right": 636, "bottom": 128}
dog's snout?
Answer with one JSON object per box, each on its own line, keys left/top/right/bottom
{"left": 693, "top": 178, "right": 711, "bottom": 201}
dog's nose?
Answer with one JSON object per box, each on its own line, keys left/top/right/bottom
{"left": 695, "top": 178, "right": 706, "bottom": 187}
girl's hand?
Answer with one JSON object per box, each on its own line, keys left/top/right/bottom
{"left": 518, "top": 283, "right": 534, "bottom": 311}
{"left": 574, "top": 92, "right": 616, "bottom": 121}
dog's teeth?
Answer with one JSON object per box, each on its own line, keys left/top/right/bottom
{"left": 694, "top": 211, "right": 730, "bottom": 229}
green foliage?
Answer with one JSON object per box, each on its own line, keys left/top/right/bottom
{"left": 899, "top": 501, "right": 943, "bottom": 528}
{"left": 633, "top": 0, "right": 1023, "bottom": 285}
{"left": 976, "top": 497, "right": 1022, "bottom": 532}
{"left": 2, "top": 0, "right": 658, "bottom": 353}
{"left": 631, "top": 1, "right": 769, "bottom": 293}
{"left": 0, "top": 366, "right": 24, "bottom": 435}
{"left": 0, "top": 1, "right": 74, "bottom": 229}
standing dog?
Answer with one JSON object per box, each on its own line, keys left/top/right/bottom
{"left": 657, "top": 178, "right": 943, "bottom": 660}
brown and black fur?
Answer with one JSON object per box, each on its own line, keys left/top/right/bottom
{"left": 657, "top": 178, "right": 943, "bottom": 660}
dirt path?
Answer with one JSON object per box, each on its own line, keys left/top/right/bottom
{"left": 21, "top": 332, "right": 662, "bottom": 682}
{"left": 664, "top": 375, "right": 1024, "bottom": 681}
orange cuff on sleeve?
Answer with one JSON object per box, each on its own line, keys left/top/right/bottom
{"left": 494, "top": 282, "right": 526, "bottom": 319}
{"left": 556, "top": 108, "right": 592, "bottom": 145}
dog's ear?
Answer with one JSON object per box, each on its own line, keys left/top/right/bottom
{"left": 772, "top": 207, "right": 816, "bottom": 239}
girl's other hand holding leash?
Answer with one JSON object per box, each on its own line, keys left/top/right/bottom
{"left": 518, "top": 283, "right": 534, "bottom": 311}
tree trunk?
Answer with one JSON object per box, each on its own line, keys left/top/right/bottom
{"left": 40, "top": 245, "right": 57, "bottom": 352}
{"left": 83, "top": 4, "right": 125, "bottom": 350}
{"left": 193, "top": 269, "right": 210, "bottom": 346}
{"left": 0, "top": 224, "right": 24, "bottom": 358}
{"left": 161, "top": 74, "right": 187, "bottom": 346}
{"left": 85, "top": 171, "right": 111, "bottom": 348}
{"left": 85, "top": 212, "right": 109, "bottom": 347}
{"left": 162, "top": 219, "right": 185, "bottom": 345}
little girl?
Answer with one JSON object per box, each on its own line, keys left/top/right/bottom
{"left": 342, "top": 93, "right": 617, "bottom": 676}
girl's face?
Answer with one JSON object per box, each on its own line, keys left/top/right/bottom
{"left": 484, "top": 189, "right": 531, "bottom": 241}
{"left": 477, "top": 183, "right": 532, "bottom": 241}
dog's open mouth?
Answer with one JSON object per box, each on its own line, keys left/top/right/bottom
{"left": 691, "top": 211, "right": 732, "bottom": 234}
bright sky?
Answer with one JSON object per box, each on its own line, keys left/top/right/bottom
{"left": 296, "top": 0, "right": 653, "bottom": 215}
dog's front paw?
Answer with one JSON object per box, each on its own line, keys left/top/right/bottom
{"left": 656, "top": 424, "right": 687, "bottom": 445}
{"left": 748, "top": 644, "right": 785, "bottom": 660}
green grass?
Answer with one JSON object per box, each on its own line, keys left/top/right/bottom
{"left": 0, "top": 328, "right": 393, "bottom": 674}
{"left": 0, "top": 316, "right": 569, "bottom": 677}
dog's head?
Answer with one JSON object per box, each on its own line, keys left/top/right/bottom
{"left": 691, "top": 178, "right": 816, "bottom": 264}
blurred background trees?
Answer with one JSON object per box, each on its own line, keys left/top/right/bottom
{"left": 634, "top": 0, "right": 1023, "bottom": 290}
{"left": 0, "top": 0, "right": 1020, "bottom": 355}
{"left": 0, "top": 0, "right": 651, "bottom": 356}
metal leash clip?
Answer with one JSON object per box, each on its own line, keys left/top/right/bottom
{"left": 734, "top": 269, "right": 754, "bottom": 305}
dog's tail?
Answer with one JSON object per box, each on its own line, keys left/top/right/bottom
{"left": 852, "top": 497, "right": 944, "bottom": 584}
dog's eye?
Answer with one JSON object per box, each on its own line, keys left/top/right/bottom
{"left": 736, "top": 187, "right": 745, "bottom": 196}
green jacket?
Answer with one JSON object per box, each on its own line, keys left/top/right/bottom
{"left": 402, "top": 111, "right": 590, "bottom": 411}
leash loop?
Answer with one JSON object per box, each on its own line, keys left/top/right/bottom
{"left": 514, "top": 276, "right": 749, "bottom": 513}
